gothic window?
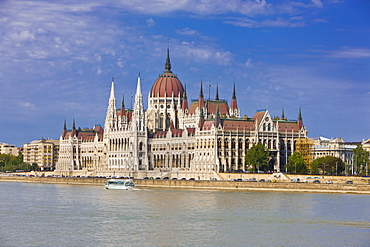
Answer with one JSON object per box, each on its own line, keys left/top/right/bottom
{"left": 231, "top": 139, "right": 236, "bottom": 149}
{"left": 159, "top": 113, "right": 164, "bottom": 130}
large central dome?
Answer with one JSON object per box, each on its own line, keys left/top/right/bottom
{"left": 150, "top": 48, "right": 184, "bottom": 98}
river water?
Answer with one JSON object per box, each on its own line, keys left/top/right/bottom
{"left": 0, "top": 182, "right": 369, "bottom": 246}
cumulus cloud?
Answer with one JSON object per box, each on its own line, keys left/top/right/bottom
{"left": 20, "top": 102, "right": 36, "bottom": 109}
{"left": 176, "top": 27, "right": 200, "bottom": 36}
{"left": 245, "top": 58, "right": 253, "bottom": 68}
{"left": 180, "top": 43, "right": 232, "bottom": 65}
{"left": 146, "top": 18, "right": 155, "bottom": 27}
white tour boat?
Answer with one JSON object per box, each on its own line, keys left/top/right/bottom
{"left": 104, "top": 179, "right": 137, "bottom": 190}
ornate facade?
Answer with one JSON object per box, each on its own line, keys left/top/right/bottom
{"left": 56, "top": 48, "right": 308, "bottom": 177}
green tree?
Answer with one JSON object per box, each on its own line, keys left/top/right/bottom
{"left": 0, "top": 153, "right": 31, "bottom": 172}
{"left": 245, "top": 143, "right": 270, "bottom": 172}
{"left": 286, "top": 152, "right": 307, "bottom": 174}
{"left": 353, "top": 145, "right": 369, "bottom": 175}
{"left": 310, "top": 156, "right": 344, "bottom": 175}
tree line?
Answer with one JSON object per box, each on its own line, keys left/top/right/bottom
{"left": 0, "top": 153, "right": 38, "bottom": 172}
{"left": 245, "top": 143, "right": 369, "bottom": 175}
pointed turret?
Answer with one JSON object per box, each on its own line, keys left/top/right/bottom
{"left": 104, "top": 77, "right": 117, "bottom": 132}
{"left": 136, "top": 73, "right": 142, "bottom": 95}
{"left": 133, "top": 73, "right": 145, "bottom": 132}
{"left": 198, "top": 80, "right": 205, "bottom": 109}
{"left": 198, "top": 108, "right": 205, "bottom": 130}
{"left": 215, "top": 84, "right": 219, "bottom": 101}
{"left": 164, "top": 46, "right": 172, "bottom": 72}
{"left": 230, "top": 83, "right": 238, "bottom": 110}
{"left": 118, "top": 92, "right": 126, "bottom": 117}
{"left": 281, "top": 108, "right": 285, "bottom": 119}
{"left": 298, "top": 107, "right": 303, "bottom": 129}
{"left": 181, "top": 83, "right": 188, "bottom": 110}
{"left": 71, "top": 119, "right": 77, "bottom": 137}
{"left": 110, "top": 77, "right": 115, "bottom": 99}
{"left": 229, "top": 83, "right": 240, "bottom": 118}
{"left": 62, "top": 120, "right": 67, "bottom": 138}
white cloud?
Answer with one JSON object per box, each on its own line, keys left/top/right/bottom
{"left": 113, "top": 0, "right": 323, "bottom": 16}
{"left": 146, "top": 18, "right": 155, "bottom": 27}
{"left": 245, "top": 58, "right": 253, "bottom": 68}
{"left": 224, "top": 17, "right": 305, "bottom": 28}
{"left": 180, "top": 44, "right": 232, "bottom": 65}
{"left": 176, "top": 27, "right": 200, "bottom": 36}
{"left": 20, "top": 102, "right": 36, "bottom": 109}
{"left": 330, "top": 48, "right": 370, "bottom": 58}
{"left": 9, "top": 30, "right": 36, "bottom": 41}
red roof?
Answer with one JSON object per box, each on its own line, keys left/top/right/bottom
{"left": 223, "top": 119, "right": 255, "bottom": 131}
{"left": 277, "top": 121, "right": 300, "bottom": 133}
{"left": 202, "top": 121, "right": 214, "bottom": 130}
{"left": 189, "top": 100, "right": 229, "bottom": 115}
{"left": 62, "top": 127, "right": 104, "bottom": 141}
{"left": 252, "top": 111, "right": 265, "bottom": 126}
{"left": 150, "top": 71, "right": 184, "bottom": 98}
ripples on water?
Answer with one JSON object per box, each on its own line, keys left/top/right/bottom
{"left": 0, "top": 182, "right": 369, "bottom": 246}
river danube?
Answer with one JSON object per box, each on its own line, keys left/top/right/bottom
{"left": 0, "top": 182, "right": 369, "bottom": 246}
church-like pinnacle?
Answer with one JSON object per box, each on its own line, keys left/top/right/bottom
{"left": 215, "top": 84, "right": 219, "bottom": 101}
{"left": 165, "top": 45, "right": 172, "bottom": 72}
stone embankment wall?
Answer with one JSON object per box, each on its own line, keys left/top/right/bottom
{"left": 1, "top": 175, "right": 370, "bottom": 194}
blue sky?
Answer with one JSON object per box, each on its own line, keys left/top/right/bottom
{"left": 1, "top": 0, "right": 369, "bottom": 146}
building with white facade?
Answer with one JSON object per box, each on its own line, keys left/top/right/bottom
{"left": 0, "top": 142, "right": 19, "bottom": 156}
{"left": 23, "top": 139, "right": 60, "bottom": 171}
{"left": 56, "top": 48, "right": 308, "bottom": 178}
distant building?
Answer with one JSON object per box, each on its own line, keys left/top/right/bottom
{"left": 362, "top": 139, "right": 370, "bottom": 153}
{"left": 312, "top": 136, "right": 359, "bottom": 174}
{"left": 23, "top": 139, "right": 60, "bottom": 171}
{"left": 56, "top": 48, "right": 308, "bottom": 178}
{"left": 0, "top": 142, "right": 19, "bottom": 156}
{"left": 56, "top": 123, "right": 104, "bottom": 172}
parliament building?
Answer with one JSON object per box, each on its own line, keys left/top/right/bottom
{"left": 56, "top": 48, "right": 308, "bottom": 178}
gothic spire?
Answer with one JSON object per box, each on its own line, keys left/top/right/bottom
{"left": 230, "top": 83, "right": 238, "bottom": 110}
{"left": 181, "top": 84, "right": 188, "bottom": 110}
{"left": 72, "top": 118, "right": 76, "bottom": 130}
{"left": 110, "top": 77, "right": 115, "bottom": 99}
{"left": 63, "top": 119, "right": 66, "bottom": 131}
{"left": 282, "top": 108, "right": 285, "bottom": 119}
{"left": 199, "top": 80, "right": 204, "bottom": 98}
{"left": 198, "top": 108, "right": 205, "bottom": 130}
{"left": 215, "top": 84, "right": 219, "bottom": 100}
{"left": 136, "top": 73, "right": 142, "bottom": 96}
{"left": 298, "top": 107, "right": 302, "bottom": 121}
{"left": 232, "top": 82, "right": 236, "bottom": 99}
{"left": 198, "top": 80, "right": 205, "bottom": 109}
{"left": 164, "top": 45, "right": 172, "bottom": 72}
{"left": 298, "top": 107, "right": 303, "bottom": 129}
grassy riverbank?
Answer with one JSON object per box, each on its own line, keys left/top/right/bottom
{"left": 1, "top": 174, "right": 370, "bottom": 194}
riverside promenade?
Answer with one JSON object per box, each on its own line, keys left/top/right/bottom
{"left": 1, "top": 174, "right": 370, "bottom": 194}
